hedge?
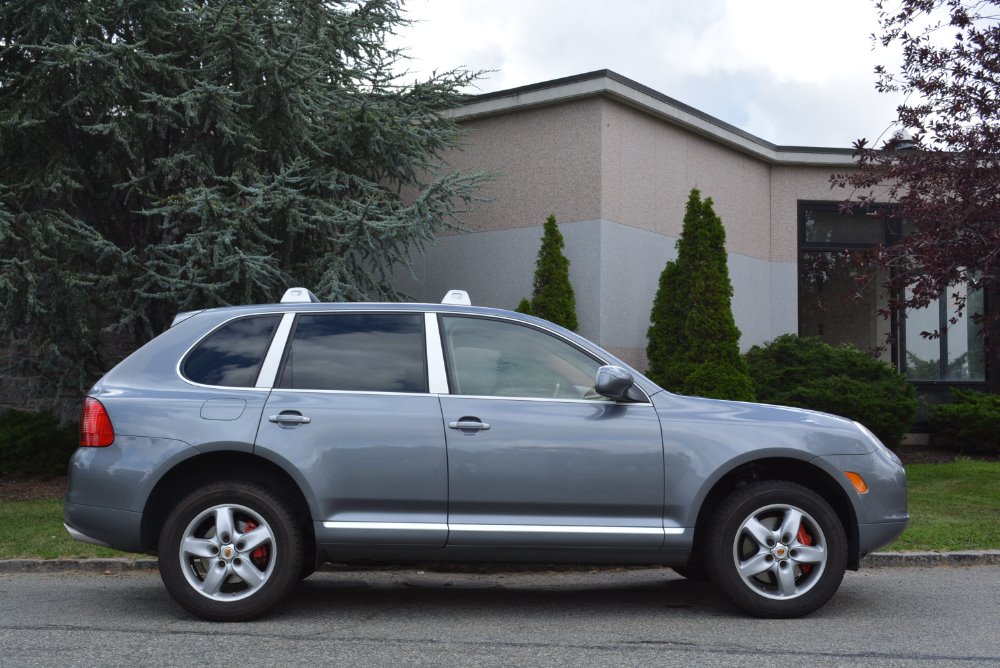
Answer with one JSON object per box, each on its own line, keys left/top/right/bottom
{"left": 744, "top": 334, "right": 918, "bottom": 449}
{"left": 0, "top": 409, "right": 78, "bottom": 476}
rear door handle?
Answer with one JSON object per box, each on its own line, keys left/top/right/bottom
{"left": 448, "top": 419, "right": 490, "bottom": 431}
{"left": 269, "top": 412, "right": 312, "bottom": 425}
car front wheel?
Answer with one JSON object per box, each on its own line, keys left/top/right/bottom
{"left": 158, "top": 481, "right": 304, "bottom": 621}
{"left": 705, "top": 480, "right": 847, "bottom": 618}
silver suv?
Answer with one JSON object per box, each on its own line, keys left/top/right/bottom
{"left": 65, "top": 289, "right": 908, "bottom": 621}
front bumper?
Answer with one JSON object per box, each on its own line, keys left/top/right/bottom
{"left": 858, "top": 519, "right": 910, "bottom": 558}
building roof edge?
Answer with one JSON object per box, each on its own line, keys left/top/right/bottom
{"left": 452, "top": 70, "right": 857, "bottom": 167}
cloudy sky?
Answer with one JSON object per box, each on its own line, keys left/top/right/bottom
{"left": 391, "top": 0, "right": 907, "bottom": 148}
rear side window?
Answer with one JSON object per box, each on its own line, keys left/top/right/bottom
{"left": 278, "top": 313, "right": 427, "bottom": 393}
{"left": 182, "top": 315, "right": 281, "bottom": 387}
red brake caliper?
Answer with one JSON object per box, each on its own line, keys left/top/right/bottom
{"left": 797, "top": 525, "right": 813, "bottom": 574}
{"left": 243, "top": 520, "right": 269, "bottom": 566}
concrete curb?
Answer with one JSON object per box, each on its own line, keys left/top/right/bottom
{"left": 1, "top": 551, "right": 999, "bottom": 574}
{"left": 860, "top": 550, "right": 1000, "bottom": 568}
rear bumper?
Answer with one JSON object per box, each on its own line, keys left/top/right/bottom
{"left": 63, "top": 523, "right": 112, "bottom": 548}
{"left": 64, "top": 502, "right": 144, "bottom": 554}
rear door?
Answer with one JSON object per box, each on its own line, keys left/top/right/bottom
{"left": 255, "top": 311, "right": 447, "bottom": 547}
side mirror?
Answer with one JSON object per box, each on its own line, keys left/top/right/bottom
{"left": 594, "top": 365, "right": 637, "bottom": 401}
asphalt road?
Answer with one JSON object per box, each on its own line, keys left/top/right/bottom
{"left": 1, "top": 565, "right": 997, "bottom": 667}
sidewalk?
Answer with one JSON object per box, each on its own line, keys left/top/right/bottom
{"left": 2, "top": 551, "right": 999, "bottom": 574}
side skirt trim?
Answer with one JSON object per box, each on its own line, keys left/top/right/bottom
{"left": 322, "top": 521, "right": 684, "bottom": 536}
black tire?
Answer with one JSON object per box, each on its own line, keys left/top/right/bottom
{"left": 158, "top": 481, "right": 304, "bottom": 622}
{"left": 705, "top": 480, "right": 847, "bottom": 618}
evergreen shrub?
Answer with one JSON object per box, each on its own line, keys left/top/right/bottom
{"left": 0, "top": 409, "right": 78, "bottom": 476}
{"left": 646, "top": 189, "right": 755, "bottom": 401}
{"left": 928, "top": 389, "right": 1000, "bottom": 454}
{"left": 519, "top": 215, "right": 578, "bottom": 330}
{"left": 744, "top": 334, "right": 918, "bottom": 449}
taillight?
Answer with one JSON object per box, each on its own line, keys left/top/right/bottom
{"left": 80, "top": 397, "right": 115, "bottom": 447}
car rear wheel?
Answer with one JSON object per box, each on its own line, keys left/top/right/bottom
{"left": 705, "top": 480, "right": 847, "bottom": 618}
{"left": 158, "top": 481, "right": 303, "bottom": 621}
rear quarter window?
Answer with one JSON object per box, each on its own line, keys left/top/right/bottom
{"left": 182, "top": 315, "right": 281, "bottom": 387}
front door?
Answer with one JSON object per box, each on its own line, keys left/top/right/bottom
{"left": 437, "top": 315, "right": 664, "bottom": 550}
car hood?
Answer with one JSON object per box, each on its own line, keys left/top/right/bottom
{"left": 650, "top": 391, "right": 876, "bottom": 457}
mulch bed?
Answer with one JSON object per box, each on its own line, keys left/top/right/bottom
{"left": 896, "top": 445, "right": 1000, "bottom": 465}
{"left": 0, "top": 476, "right": 67, "bottom": 502}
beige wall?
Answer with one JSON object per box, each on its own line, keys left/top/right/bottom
{"left": 769, "top": 165, "right": 853, "bottom": 262}
{"left": 443, "top": 99, "right": 603, "bottom": 232}
{"left": 599, "top": 99, "right": 773, "bottom": 261}
{"left": 416, "top": 91, "right": 857, "bottom": 360}
{"left": 443, "top": 96, "right": 845, "bottom": 267}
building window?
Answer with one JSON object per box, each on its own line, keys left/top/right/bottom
{"left": 797, "top": 202, "right": 986, "bottom": 382}
{"left": 901, "top": 284, "right": 986, "bottom": 381}
{"left": 797, "top": 203, "right": 891, "bottom": 359}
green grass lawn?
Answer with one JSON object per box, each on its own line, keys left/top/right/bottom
{"left": 1, "top": 460, "right": 997, "bottom": 559}
{"left": 0, "top": 498, "right": 125, "bottom": 559}
{"left": 885, "top": 459, "right": 1000, "bottom": 552}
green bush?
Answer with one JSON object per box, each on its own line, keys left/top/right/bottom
{"left": 744, "top": 334, "right": 918, "bottom": 449}
{"left": 646, "top": 189, "right": 754, "bottom": 401}
{"left": 0, "top": 409, "right": 78, "bottom": 476}
{"left": 929, "top": 389, "right": 1000, "bottom": 454}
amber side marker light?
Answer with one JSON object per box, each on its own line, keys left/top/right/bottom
{"left": 80, "top": 397, "right": 115, "bottom": 447}
{"left": 844, "top": 471, "right": 869, "bottom": 494}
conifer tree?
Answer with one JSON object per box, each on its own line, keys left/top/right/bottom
{"left": 520, "top": 215, "right": 578, "bottom": 331}
{"left": 646, "top": 189, "right": 755, "bottom": 401}
{"left": 0, "top": 0, "right": 488, "bottom": 408}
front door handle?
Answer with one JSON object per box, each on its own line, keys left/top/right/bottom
{"left": 448, "top": 419, "right": 490, "bottom": 431}
{"left": 269, "top": 412, "right": 312, "bottom": 426}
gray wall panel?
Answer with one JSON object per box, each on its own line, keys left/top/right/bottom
{"left": 396, "top": 220, "right": 798, "bottom": 371}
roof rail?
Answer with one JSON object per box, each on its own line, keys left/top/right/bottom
{"left": 280, "top": 287, "right": 320, "bottom": 304}
{"left": 441, "top": 289, "right": 472, "bottom": 306}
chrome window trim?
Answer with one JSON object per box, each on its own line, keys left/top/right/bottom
{"left": 322, "top": 521, "right": 684, "bottom": 536}
{"left": 424, "top": 312, "right": 449, "bottom": 394}
{"left": 267, "top": 388, "right": 437, "bottom": 398}
{"left": 173, "top": 307, "right": 650, "bottom": 403}
{"left": 439, "top": 393, "right": 628, "bottom": 405}
{"left": 255, "top": 313, "right": 296, "bottom": 388}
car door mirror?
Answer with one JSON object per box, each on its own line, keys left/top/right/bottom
{"left": 594, "top": 365, "right": 639, "bottom": 401}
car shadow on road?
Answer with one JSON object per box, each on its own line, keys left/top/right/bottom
{"left": 275, "top": 569, "right": 734, "bottom": 620}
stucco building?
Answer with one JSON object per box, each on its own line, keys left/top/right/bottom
{"left": 396, "top": 70, "right": 989, "bottom": 397}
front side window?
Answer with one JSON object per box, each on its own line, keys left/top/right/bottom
{"left": 441, "top": 316, "right": 601, "bottom": 399}
{"left": 182, "top": 315, "right": 281, "bottom": 387}
{"left": 278, "top": 313, "right": 427, "bottom": 393}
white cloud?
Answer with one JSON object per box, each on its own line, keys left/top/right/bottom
{"left": 391, "top": 0, "right": 907, "bottom": 147}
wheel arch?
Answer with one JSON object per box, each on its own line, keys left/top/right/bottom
{"left": 688, "top": 457, "right": 861, "bottom": 571}
{"left": 140, "top": 451, "right": 316, "bottom": 564}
